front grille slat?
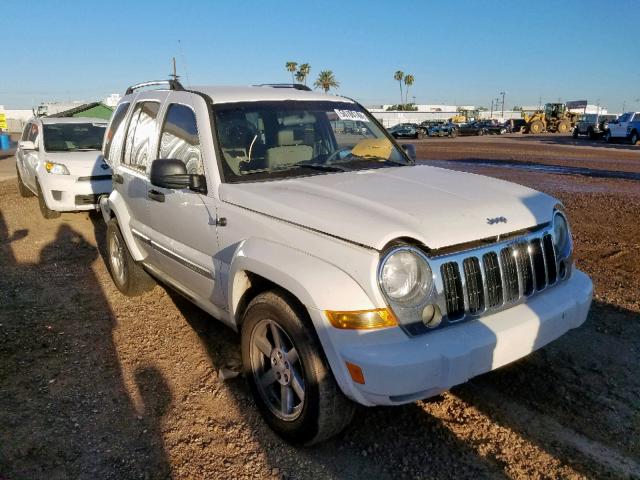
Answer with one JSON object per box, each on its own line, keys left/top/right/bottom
{"left": 482, "top": 252, "right": 503, "bottom": 308}
{"left": 463, "top": 257, "right": 484, "bottom": 314}
{"left": 543, "top": 234, "right": 557, "bottom": 284}
{"left": 500, "top": 247, "right": 520, "bottom": 302}
{"left": 441, "top": 262, "right": 464, "bottom": 321}
{"left": 515, "top": 242, "right": 534, "bottom": 296}
{"left": 530, "top": 239, "right": 547, "bottom": 290}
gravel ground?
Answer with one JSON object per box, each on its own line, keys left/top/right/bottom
{"left": 1, "top": 135, "right": 639, "bottom": 479}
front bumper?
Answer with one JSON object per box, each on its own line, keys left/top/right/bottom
{"left": 39, "top": 174, "right": 112, "bottom": 212}
{"left": 312, "top": 268, "right": 592, "bottom": 406}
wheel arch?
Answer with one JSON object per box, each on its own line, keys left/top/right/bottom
{"left": 227, "top": 238, "right": 377, "bottom": 330}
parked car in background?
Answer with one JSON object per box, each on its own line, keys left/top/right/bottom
{"left": 604, "top": 112, "right": 640, "bottom": 145}
{"left": 505, "top": 118, "right": 527, "bottom": 133}
{"left": 101, "top": 80, "right": 592, "bottom": 445}
{"left": 457, "top": 122, "right": 488, "bottom": 136}
{"left": 387, "top": 123, "right": 424, "bottom": 139}
{"left": 573, "top": 114, "right": 617, "bottom": 139}
{"left": 15, "top": 117, "right": 110, "bottom": 219}
{"left": 427, "top": 122, "right": 458, "bottom": 137}
{"left": 479, "top": 120, "right": 509, "bottom": 135}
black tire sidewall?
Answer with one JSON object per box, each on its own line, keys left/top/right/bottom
{"left": 106, "top": 218, "right": 131, "bottom": 292}
{"left": 241, "top": 292, "right": 323, "bottom": 444}
{"left": 36, "top": 181, "right": 60, "bottom": 219}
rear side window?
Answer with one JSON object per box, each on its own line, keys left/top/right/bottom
{"left": 104, "top": 102, "right": 130, "bottom": 162}
{"left": 123, "top": 101, "right": 160, "bottom": 172}
{"left": 158, "top": 104, "right": 203, "bottom": 174}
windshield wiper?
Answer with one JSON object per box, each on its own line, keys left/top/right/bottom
{"left": 295, "top": 163, "right": 348, "bottom": 172}
{"left": 349, "top": 155, "right": 408, "bottom": 167}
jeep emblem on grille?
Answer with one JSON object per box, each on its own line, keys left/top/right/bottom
{"left": 487, "top": 216, "right": 508, "bottom": 225}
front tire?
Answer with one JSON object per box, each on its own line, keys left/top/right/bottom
{"left": 630, "top": 131, "right": 639, "bottom": 145}
{"left": 604, "top": 130, "right": 612, "bottom": 143}
{"left": 16, "top": 165, "right": 34, "bottom": 198}
{"left": 572, "top": 128, "right": 579, "bottom": 139}
{"left": 241, "top": 290, "right": 355, "bottom": 445}
{"left": 36, "top": 181, "right": 60, "bottom": 219}
{"left": 529, "top": 121, "right": 544, "bottom": 134}
{"left": 106, "top": 218, "right": 155, "bottom": 296}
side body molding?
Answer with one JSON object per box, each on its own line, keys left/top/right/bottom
{"left": 227, "top": 237, "right": 376, "bottom": 325}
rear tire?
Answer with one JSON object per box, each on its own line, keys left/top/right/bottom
{"left": 106, "top": 218, "right": 155, "bottom": 296}
{"left": 587, "top": 127, "right": 596, "bottom": 140}
{"left": 16, "top": 165, "right": 34, "bottom": 198}
{"left": 36, "top": 181, "right": 60, "bottom": 219}
{"left": 241, "top": 290, "right": 355, "bottom": 445}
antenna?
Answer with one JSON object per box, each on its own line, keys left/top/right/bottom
{"left": 177, "top": 40, "right": 192, "bottom": 88}
{"left": 169, "top": 57, "right": 180, "bottom": 82}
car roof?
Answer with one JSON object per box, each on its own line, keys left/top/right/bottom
{"left": 32, "top": 117, "right": 108, "bottom": 125}
{"left": 128, "top": 85, "right": 354, "bottom": 105}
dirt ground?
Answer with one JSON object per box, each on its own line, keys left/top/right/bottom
{"left": 1, "top": 134, "right": 639, "bottom": 479}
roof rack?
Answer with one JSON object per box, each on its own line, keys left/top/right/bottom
{"left": 254, "top": 83, "right": 312, "bottom": 92}
{"left": 125, "top": 80, "right": 185, "bottom": 95}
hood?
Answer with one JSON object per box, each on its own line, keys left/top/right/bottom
{"left": 219, "top": 165, "right": 557, "bottom": 251}
{"left": 44, "top": 151, "right": 111, "bottom": 177}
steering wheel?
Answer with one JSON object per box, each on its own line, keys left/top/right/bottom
{"left": 326, "top": 147, "right": 353, "bottom": 164}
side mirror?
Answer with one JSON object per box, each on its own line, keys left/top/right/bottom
{"left": 402, "top": 144, "right": 417, "bottom": 162}
{"left": 19, "top": 140, "right": 36, "bottom": 150}
{"left": 149, "top": 159, "right": 207, "bottom": 193}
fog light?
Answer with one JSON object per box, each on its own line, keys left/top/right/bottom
{"left": 422, "top": 304, "right": 442, "bottom": 328}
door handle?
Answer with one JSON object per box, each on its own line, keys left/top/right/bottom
{"left": 112, "top": 173, "right": 124, "bottom": 184}
{"left": 148, "top": 189, "right": 165, "bottom": 202}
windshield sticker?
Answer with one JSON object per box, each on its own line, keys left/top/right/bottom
{"left": 334, "top": 109, "right": 370, "bottom": 122}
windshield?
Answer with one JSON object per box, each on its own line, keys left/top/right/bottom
{"left": 43, "top": 123, "right": 106, "bottom": 152}
{"left": 212, "top": 100, "right": 410, "bottom": 182}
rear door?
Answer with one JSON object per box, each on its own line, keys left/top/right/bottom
{"left": 144, "top": 93, "right": 223, "bottom": 311}
{"left": 117, "top": 99, "right": 162, "bottom": 248}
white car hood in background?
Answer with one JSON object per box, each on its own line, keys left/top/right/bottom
{"left": 219, "top": 165, "right": 558, "bottom": 250}
{"left": 44, "top": 151, "right": 110, "bottom": 177}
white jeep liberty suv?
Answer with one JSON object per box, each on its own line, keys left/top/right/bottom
{"left": 100, "top": 80, "right": 593, "bottom": 445}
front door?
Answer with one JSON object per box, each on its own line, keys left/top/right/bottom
{"left": 610, "top": 113, "right": 630, "bottom": 138}
{"left": 144, "top": 95, "right": 223, "bottom": 314}
{"left": 16, "top": 122, "right": 40, "bottom": 191}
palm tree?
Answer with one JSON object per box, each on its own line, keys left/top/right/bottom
{"left": 295, "top": 71, "right": 305, "bottom": 83}
{"left": 298, "top": 63, "right": 311, "bottom": 85}
{"left": 314, "top": 70, "right": 339, "bottom": 93}
{"left": 394, "top": 70, "right": 404, "bottom": 109}
{"left": 285, "top": 61, "right": 298, "bottom": 83}
{"left": 404, "top": 74, "right": 415, "bottom": 106}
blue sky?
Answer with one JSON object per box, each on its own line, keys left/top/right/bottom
{"left": 2, "top": 0, "right": 639, "bottom": 112}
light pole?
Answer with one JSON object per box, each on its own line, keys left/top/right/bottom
{"left": 500, "top": 91, "right": 506, "bottom": 118}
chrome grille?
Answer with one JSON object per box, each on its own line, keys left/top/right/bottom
{"left": 438, "top": 230, "right": 559, "bottom": 322}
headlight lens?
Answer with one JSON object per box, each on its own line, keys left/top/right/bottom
{"left": 553, "top": 211, "right": 571, "bottom": 259}
{"left": 45, "top": 162, "right": 70, "bottom": 175}
{"left": 380, "top": 248, "right": 433, "bottom": 305}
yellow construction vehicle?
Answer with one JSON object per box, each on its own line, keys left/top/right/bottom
{"left": 522, "top": 102, "right": 581, "bottom": 134}
{"left": 450, "top": 108, "right": 480, "bottom": 124}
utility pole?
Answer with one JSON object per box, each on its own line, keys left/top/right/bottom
{"left": 490, "top": 99, "right": 494, "bottom": 118}
{"left": 169, "top": 57, "right": 180, "bottom": 81}
{"left": 500, "top": 91, "right": 506, "bottom": 118}
{"left": 622, "top": 100, "right": 626, "bottom": 113}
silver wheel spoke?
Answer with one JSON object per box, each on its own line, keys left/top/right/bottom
{"left": 260, "top": 368, "right": 277, "bottom": 387}
{"left": 254, "top": 333, "right": 272, "bottom": 357}
{"left": 269, "top": 322, "right": 283, "bottom": 349}
{"left": 291, "top": 371, "right": 305, "bottom": 402}
{"left": 281, "top": 385, "right": 293, "bottom": 415}
{"left": 287, "top": 347, "right": 299, "bottom": 365}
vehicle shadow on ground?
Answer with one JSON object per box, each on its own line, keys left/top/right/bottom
{"left": 165, "top": 289, "right": 510, "bottom": 479}
{"left": 507, "top": 134, "right": 640, "bottom": 151}
{"left": 0, "top": 211, "right": 173, "bottom": 479}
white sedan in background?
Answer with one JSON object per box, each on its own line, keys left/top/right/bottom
{"left": 16, "top": 117, "right": 111, "bottom": 218}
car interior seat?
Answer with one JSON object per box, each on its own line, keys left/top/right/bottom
{"left": 265, "top": 128, "right": 313, "bottom": 169}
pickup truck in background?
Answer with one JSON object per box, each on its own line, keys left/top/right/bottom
{"left": 604, "top": 112, "right": 640, "bottom": 145}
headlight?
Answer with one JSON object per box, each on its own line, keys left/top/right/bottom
{"left": 553, "top": 211, "right": 571, "bottom": 259}
{"left": 45, "top": 162, "right": 70, "bottom": 175}
{"left": 379, "top": 247, "right": 433, "bottom": 306}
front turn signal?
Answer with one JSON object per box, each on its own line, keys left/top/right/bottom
{"left": 325, "top": 308, "right": 397, "bottom": 330}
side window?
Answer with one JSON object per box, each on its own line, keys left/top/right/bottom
{"left": 104, "top": 102, "right": 130, "bottom": 162}
{"left": 21, "top": 123, "right": 32, "bottom": 141}
{"left": 158, "top": 103, "right": 203, "bottom": 175}
{"left": 27, "top": 123, "right": 39, "bottom": 143}
{"left": 123, "top": 101, "right": 160, "bottom": 172}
